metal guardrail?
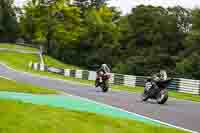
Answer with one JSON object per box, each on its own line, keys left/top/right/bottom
{"left": 31, "top": 63, "right": 200, "bottom": 95}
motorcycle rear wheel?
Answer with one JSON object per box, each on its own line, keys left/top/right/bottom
{"left": 157, "top": 89, "right": 168, "bottom": 104}
{"left": 141, "top": 93, "right": 149, "bottom": 101}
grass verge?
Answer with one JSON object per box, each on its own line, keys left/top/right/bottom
{"left": 44, "top": 55, "right": 81, "bottom": 69}
{"left": 0, "top": 51, "right": 79, "bottom": 70}
{"left": 0, "top": 99, "right": 187, "bottom": 133}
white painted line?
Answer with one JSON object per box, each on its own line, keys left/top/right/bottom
{"left": 0, "top": 63, "right": 198, "bottom": 133}
{"left": 0, "top": 75, "right": 12, "bottom": 81}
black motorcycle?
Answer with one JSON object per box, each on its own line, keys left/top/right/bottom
{"left": 141, "top": 78, "right": 172, "bottom": 104}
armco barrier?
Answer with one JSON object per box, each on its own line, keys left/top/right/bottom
{"left": 31, "top": 63, "right": 200, "bottom": 95}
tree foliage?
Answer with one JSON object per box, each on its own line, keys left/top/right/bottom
{"left": 3, "top": 1, "right": 200, "bottom": 79}
{"left": 0, "top": 0, "right": 18, "bottom": 42}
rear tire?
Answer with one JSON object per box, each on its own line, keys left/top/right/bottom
{"left": 141, "top": 93, "right": 149, "bottom": 101}
{"left": 157, "top": 89, "right": 168, "bottom": 104}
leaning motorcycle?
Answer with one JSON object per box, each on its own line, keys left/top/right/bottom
{"left": 141, "top": 78, "right": 172, "bottom": 104}
{"left": 95, "top": 71, "right": 110, "bottom": 92}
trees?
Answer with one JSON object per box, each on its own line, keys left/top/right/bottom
{"left": 90, "top": 0, "right": 108, "bottom": 9}
{"left": 75, "top": 6, "right": 120, "bottom": 68}
{"left": 186, "top": 8, "right": 200, "bottom": 47}
{"left": 18, "top": 2, "right": 200, "bottom": 79}
{"left": 175, "top": 8, "right": 200, "bottom": 79}
{"left": 168, "top": 6, "right": 191, "bottom": 33}
{"left": 0, "top": 0, "right": 19, "bottom": 42}
{"left": 73, "top": 0, "right": 109, "bottom": 10}
{"left": 20, "top": 0, "right": 82, "bottom": 54}
{"left": 112, "top": 5, "right": 192, "bottom": 76}
{"left": 73, "top": 0, "right": 90, "bottom": 16}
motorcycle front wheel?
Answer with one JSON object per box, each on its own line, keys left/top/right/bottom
{"left": 157, "top": 89, "right": 168, "bottom": 104}
{"left": 95, "top": 80, "right": 99, "bottom": 87}
{"left": 101, "top": 80, "right": 109, "bottom": 93}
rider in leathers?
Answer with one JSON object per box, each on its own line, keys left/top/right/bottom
{"left": 150, "top": 70, "right": 167, "bottom": 91}
{"left": 97, "top": 64, "right": 111, "bottom": 74}
{"left": 95, "top": 64, "right": 111, "bottom": 87}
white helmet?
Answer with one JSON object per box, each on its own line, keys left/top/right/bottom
{"left": 160, "top": 70, "right": 167, "bottom": 80}
{"left": 102, "top": 64, "right": 107, "bottom": 68}
{"left": 101, "top": 64, "right": 110, "bottom": 73}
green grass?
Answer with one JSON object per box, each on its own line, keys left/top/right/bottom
{"left": 169, "top": 90, "right": 200, "bottom": 102}
{"left": 0, "top": 43, "right": 38, "bottom": 52}
{"left": 0, "top": 51, "right": 79, "bottom": 70}
{"left": 0, "top": 51, "right": 39, "bottom": 70}
{"left": 0, "top": 44, "right": 199, "bottom": 102}
{"left": 44, "top": 55, "right": 81, "bottom": 69}
{"left": 0, "top": 99, "right": 187, "bottom": 133}
{"left": 0, "top": 77, "right": 56, "bottom": 94}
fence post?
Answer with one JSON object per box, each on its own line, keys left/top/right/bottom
{"left": 64, "top": 69, "right": 70, "bottom": 77}
{"left": 40, "top": 63, "right": 45, "bottom": 71}
{"left": 88, "top": 71, "right": 96, "bottom": 81}
{"left": 33, "top": 63, "right": 38, "bottom": 70}
{"left": 199, "top": 80, "right": 200, "bottom": 95}
{"left": 114, "top": 74, "right": 124, "bottom": 85}
{"left": 82, "top": 70, "right": 89, "bottom": 80}
{"left": 124, "top": 75, "right": 136, "bottom": 87}
{"left": 168, "top": 78, "right": 179, "bottom": 91}
{"left": 135, "top": 76, "right": 146, "bottom": 87}
{"left": 75, "top": 70, "right": 83, "bottom": 79}
{"left": 109, "top": 73, "right": 114, "bottom": 84}
{"left": 70, "top": 70, "right": 76, "bottom": 77}
{"left": 44, "top": 65, "right": 48, "bottom": 71}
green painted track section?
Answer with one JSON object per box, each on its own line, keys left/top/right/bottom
{"left": 0, "top": 92, "right": 162, "bottom": 126}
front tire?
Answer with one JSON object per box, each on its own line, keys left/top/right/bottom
{"left": 95, "top": 79, "right": 99, "bottom": 87}
{"left": 101, "top": 80, "right": 109, "bottom": 93}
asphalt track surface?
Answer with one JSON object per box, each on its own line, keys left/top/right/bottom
{"left": 0, "top": 64, "right": 200, "bottom": 132}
